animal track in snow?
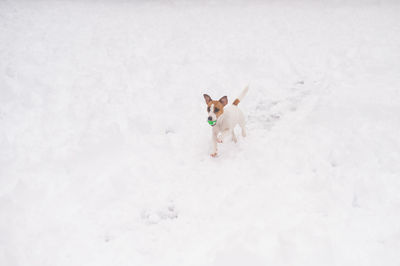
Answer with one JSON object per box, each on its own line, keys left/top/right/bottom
{"left": 248, "top": 81, "right": 310, "bottom": 130}
{"left": 141, "top": 203, "right": 178, "bottom": 225}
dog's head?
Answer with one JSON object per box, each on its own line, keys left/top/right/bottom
{"left": 203, "top": 94, "right": 228, "bottom": 126}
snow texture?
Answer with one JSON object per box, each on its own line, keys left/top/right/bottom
{"left": 1, "top": 0, "right": 400, "bottom": 265}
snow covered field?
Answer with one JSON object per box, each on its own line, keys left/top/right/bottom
{"left": 1, "top": 0, "right": 400, "bottom": 265}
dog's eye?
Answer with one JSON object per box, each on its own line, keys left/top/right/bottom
{"left": 207, "top": 107, "right": 210, "bottom": 112}
{"left": 214, "top": 108, "right": 219, "bottom": 113}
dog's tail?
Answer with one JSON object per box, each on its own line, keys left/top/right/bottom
{"left": 232, "top": 86, "right": 249, "bottom": 106}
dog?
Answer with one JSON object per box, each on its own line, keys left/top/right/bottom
{"left": 203, "top": 86, "right": 249, "bottom": 157}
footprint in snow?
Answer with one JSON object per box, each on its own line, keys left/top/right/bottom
{"left": 248, "top": 81, "right": 310, "bottom": 130}
{"left": 141, "top": 203, "right": 178, "bottom": 225}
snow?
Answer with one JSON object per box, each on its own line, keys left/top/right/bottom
{"left": 1, "top": 0, "right": 400, "bottom": 265}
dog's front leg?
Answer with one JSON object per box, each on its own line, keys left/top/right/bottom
{"left": 211, "top": 130, "right": 218, "bottom": 157}
{"left": 217, "top": 129, "right": 230, "bottom": 143}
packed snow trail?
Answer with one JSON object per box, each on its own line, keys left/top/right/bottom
{"left": 1, "top": 1, "right": 400, "bottom": 266}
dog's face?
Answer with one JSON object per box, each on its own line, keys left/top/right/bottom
{"left": 203, "top": 94, "right": 228, "bottom": 125}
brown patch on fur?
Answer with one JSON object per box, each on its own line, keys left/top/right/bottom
{"left": 233, "top": 98, "right": 240, "bottom": 105}
{"left": 207, "top": 100, "right": 225, "bottom": 118}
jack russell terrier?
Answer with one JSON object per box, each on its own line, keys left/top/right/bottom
{"left": 203, "top": 86, "right": 249, "bottom": 157}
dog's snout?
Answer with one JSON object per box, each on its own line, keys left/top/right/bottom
{"left": 208, "top": 116, "right": 213, "bottom": 121}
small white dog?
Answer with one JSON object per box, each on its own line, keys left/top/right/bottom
{"left": 203, "top": 86, "right": 249, "bottom": 157}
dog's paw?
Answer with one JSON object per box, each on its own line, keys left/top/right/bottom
{"left": 210, "top": 152, "right": 218, "bottom": 157}
{"left": 217, "top": 137, "right": 223, "bottom": 143}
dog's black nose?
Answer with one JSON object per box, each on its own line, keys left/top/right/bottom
{"left": 208, "top": 116, "right": 213, "bottom": 121}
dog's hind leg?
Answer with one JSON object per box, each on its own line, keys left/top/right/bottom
{"left": 232, "top": 129, "right": 237, "bottom": 143}
{"left": 239, "top": 114, "right": 247, "bottom": 137}
{"left": 240, "top": 125, "right": 247, "bottom": 137}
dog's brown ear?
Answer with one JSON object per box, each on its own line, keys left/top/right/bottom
{"left": 219, "top": 96, "right": 228, "bottom": 106}
{"left": 203, "top": 94, "right": 212, "bottom": 104}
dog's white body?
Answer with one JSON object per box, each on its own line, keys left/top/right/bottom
{"left": 211, "top": 105, "right": 246, "bottom": 153}
{"left": 209, "top": 87, "right": 248, "bottom": 156}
